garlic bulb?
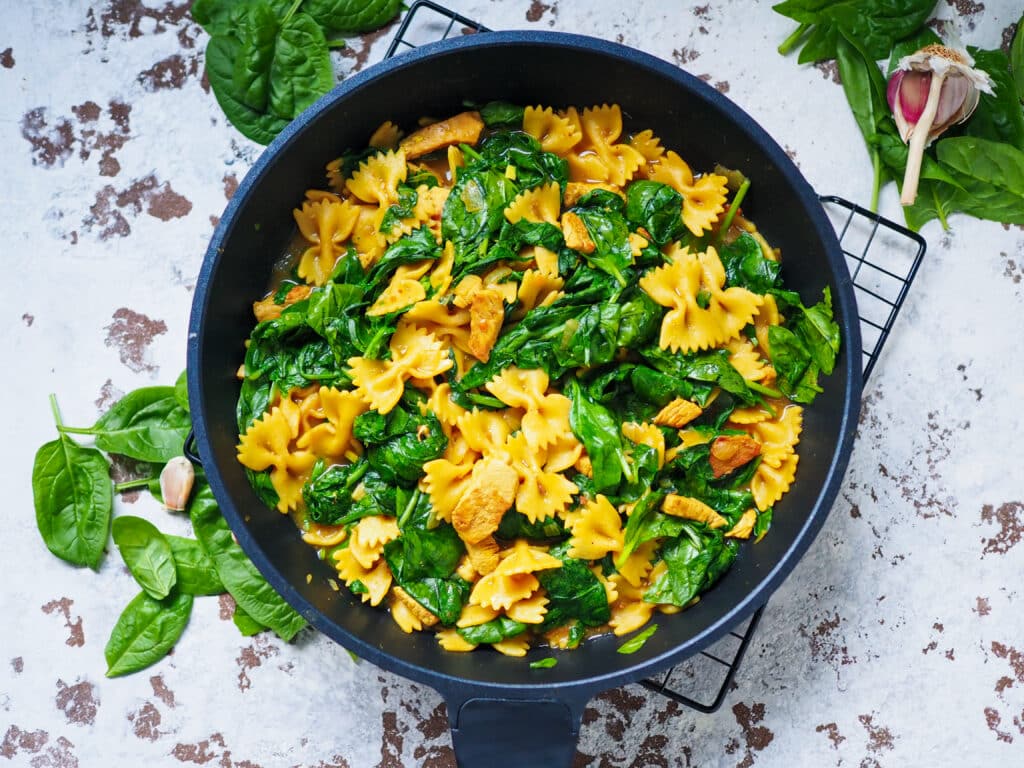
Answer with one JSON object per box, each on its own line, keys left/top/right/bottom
{"left": 886, "top": 43, "right": 993, "bottom": 205}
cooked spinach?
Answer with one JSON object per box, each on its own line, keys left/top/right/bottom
{"left": 478, "top": 101, "right": 526, "bottom": 128}
{"left": 768, "top": 287, "right": 841, "bottom": 403}
{"left": 644, "top": 530, "right": 738, "bottom": 607}
{"left": 358, "top": 401, "right": 447, "bottom": 486}
{"left": 570, "top": 190, "right": 634, "bottom": 286}
{"left": 565, "top": 378, "right": 632, "bottom": 493}
{"left": 457, "top": 616, "right": 527, "bottom": 645}
{"left": 617, "top": 623, "right": 658, "bottom": 654}
{"left": 303, "top": 459, "right": 369, "bottom": 524}
{"left": 537, "top": 542, "right": 611, "bottom": 631}
{"left": 626, "top": 180, "right": 685, "bottom": 245}
{"left": 530, "top": 657, "right": 558, "bottom": 668}
{"left": 718, "top": 232, "right": 780, "bottom": 294}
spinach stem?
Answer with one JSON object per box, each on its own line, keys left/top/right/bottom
{"left": 325, "top": 39, "right": 347, "bottom": 49}
{"left": 56, "top": 425, "right": 96, "bottom": 436}
{"left": 870, "top": 151, "right": 881, "bottom": 212}
{"left": 398, "top": 488, "right": 421, "bottom": 528}
{"left": 717, "top": 178, "right": 750, "bottom": 242}
{"left": 748, "top": 381, "right": 783, "bottom": 398}
{"left": 282, "top": 0, "right": 303, "bottom": 24}
{"left": 778, "top": 23, "right": 810, "bottom": 56}
{"left": 115, "top": 478, "right": 155, "bottom": 492}
{"left": 48, "top": 393, "right": 63, "bottom": 429}
{"left": 934, "top": 187, "right": 949, "bottom": 230}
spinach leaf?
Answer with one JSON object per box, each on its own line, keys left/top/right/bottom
{"left": 768, "top": 326, "right": 823, "bottom": 403}
{"left": 753, "top": 508, "right": 774, "bottom": 542}
{"left": 401, "top": 577, "right": 471, "bottom": 626}
{"left": 617, "top": 623, "right": 658, "bottom": 654}
{"left": 626, "top": 180, "right": 685, "bottom": 245}
{"left": 458, "top": 616, "right": 527, "bottom": 645}
{"left": 379, "top": 184, "right": 419, "bottom": 235}
{"left": 112, "top": 516, "right": 177, "bottom": 600}
{"left": 190, "top": 484, "right": 307, "bottom": 641}
{"left": 616, "top": 291, "right": 662, "bottom": 348}
{"left": 496, "top": 510, "right": 567, "bottom": 541}
{"left": 718, "top": 232, "right": 780, "bottom": 293}
{"left": 774, "top": 0, "right": 937, "bottom": 62}
{"left": 530, "top": 657, "right": 558, "bottom": 668}
{"left": 479, "top": 101, "right": 525, "bottom": 128}
{"left": 232, "top": 604, "right": 267, "bottom": 637}
{"left": 269, "top": 12, "right": 334, "bottom": 120}
{"left": 33, "top": 430, "right": 112, "bottom": 570}
{"left": 629, "top": 366, "right": 700, "bottom": 407}
{"left": 442, "top": 167, "right": 518, "bottom": 258}
{"left": 205, "top": 35, "right": 290, "bottom": 145}
{"left": 936, "top": 137, "right": 1024, "bottom": 225}
{"left": 965, "top": 48, "right": 1024, "bottom": 151}
{"left": 104, "top": 591, "right": 193, "bottom": 677}
{"left": 165, "top": 535, "right": 225, "bottom": 596}
{"left": 384, "top": 514, "right": 467, "bottom": 625}
{"left": 769, "top": 285, "right": 840, "bottom": 402}
{"left": 364, "top": 405, "right": 447, "bottom": 486}
{"left": 65, "top": 386, "right": 191, "bottom": 464}
{"left": 303, "top": 459, "right": 369, "bottom": 524}
{"left": 191, "top": 0, "right": 244, "bottom": 36}
{"left": 303, "top": 0, "right": 403, "bottom": 33}
{"left": 1013, "top": 16, "right": 1024, "bottom": 104}
{"left": 538, "top": 544, "right": 611, "bottom": 631}
{"left": 478, "top": 131, "right": 568, "bottom": 190}
{"left": 572, "top": 190, "right": 634, "bottom": 286}
{"left": 174, "top": 370, "right": 189, "bottom": 414}
{"left": 616, "top": 491, "right": 670, "bottom": 567}
{"left": 644, "top": 531, "right": 737, "bottom": 607}
{"left": 232, "top": 1, "right": 279, "bottom": 112}
{"left": 366, "top": 226, "right": 441, "bottom": 294}
{"left": 566, "top": 378, "right": 630, "bottom": 493}
{"left": 642, "top": 347, "right": 757, "bottom": 406}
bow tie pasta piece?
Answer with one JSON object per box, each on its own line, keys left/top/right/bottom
{"left": 351, "top": 205, "right": 389, "bottom": 268}
{"left": 348, "top": 515, "right": 401, "bottom": 570}
{"left": 504, "top": 433, "right": 578, "bottom": 523}
{"left": 727, "top": 337, "right": 775, "bottom": 384}
{"left": 505, "top": 592, "right": 550, "bottom": 625}
{"left": 469, "top": 571, "right": 539, "bottom": 611}
{"left": 747, "top": 404, "right": 803, "bottom": 469}
{"left": 401, "top": 301, "right": 472, "bottom": 354}
{"left": 616, "top": 539, "right": 659, "bottom": 589}
{"left": 237, "top": 396, "right": 316, "bottom": 512}
{"left": 629, "top": 129, "right": 665, "bottom": 162}
{"left": 295, "top": 387, "right": 368, "bottom": 464}
{"left": 751, "top": 454, "right": 799, "bottom": 512}
{"left": 639, "top": 246, "right": 763, "bottom": 354}
{"left": 647, "top": 150, "right": 728, "bottom": 236}
{"left": 514, "top": 269, "right": 564, "bottom": 318}
{"left": 367, "top": 260, "right": 433, "bottom": 316}
{"left": 369, "top": 120, "right": 404, "bottom": 150}
{"left": 348, "top": 325, "right": 452, "bottom": 414}
{"left": 567, "top": 494, "right": 625, "bottom": 560}
{"left": 504, "top": 182, "right": 562, "bottom": 226}
{"left": 621, "top": 421, "right": 666, "bottom": 470}
{"left": 420, "top": 458, "right": 476, "bottom": 525}
{"left": 333, "top": 549, "right": 392, "bottom": 607}
{"left": 492, "top": 636, "right": 531, "bottom": 657}
{"left": 569, "top": 104, "right": 646, "bottom": 187}
{"left": 523, "top": 105, "right": 582, "bottom": 154}
{"left": 484, "top": 368, "right": 573, "bottom": 449}
{"left": 346, "top": 149, "right": 407, "bottom": 206}
{"left": 456, "top": 409, "right": 520, "bottom": 457}
{"left": 495, "top": 539, "right": 563, "bottom": 576}
{"left": 293, "top": 195, "right": 360, "bottom": 286}
{"left": 725, "top": 509, "right": 758, "bottom": 540}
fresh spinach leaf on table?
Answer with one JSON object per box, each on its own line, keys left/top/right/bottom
{"left": 232, "top": 604, "right": 268, "bottom": 637}
{"left": 190, "top": 483, "right": 307, "bottom": 641}
{"left": 104, "top": 590, "right": 194, "bottom": 677}
{"left": 1012, "top": 16, "right": 1024, "bottom": 104}
{"left": 303, "top": 0, "right": 403, "bottom": 33}
{"left": 173, "top": 370, "right": 189, "bottom": 413}
{"left": 166, "top": 534, "right": 226, "bottom": 596}
{"left": 58, "top": 386, "right": 191, "bottom": 464}
{"left": 112, "top": 516, "right": 178, "bottom": 601}
{"left": 33, "top": 432, "right": 112, "bottom": 569}
{"left": 268, "top": 12, "right": 334, "bottom": 120}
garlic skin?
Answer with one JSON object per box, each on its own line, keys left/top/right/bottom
{"left": 160, "top": 456, "right": 195, "bottom": 512}
{"left": 886, "top": 44, "right": 993, "bottom": 205}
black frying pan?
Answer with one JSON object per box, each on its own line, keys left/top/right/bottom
{"left": 187, "top": 31, "right": 862, "bottom": 767}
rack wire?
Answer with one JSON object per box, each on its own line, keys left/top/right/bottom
{"left": 383, "top": 0, "right": 928, "bottom": 714}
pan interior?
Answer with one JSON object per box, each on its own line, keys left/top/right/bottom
{"left": 191, "top": 34, "right": 859, "bottom": 692}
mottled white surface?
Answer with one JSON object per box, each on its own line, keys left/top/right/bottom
{"left": 2, "top": 1, "right": 1023, "bottom": 766}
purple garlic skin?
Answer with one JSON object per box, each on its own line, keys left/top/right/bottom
{"left": 886, "top": 43, "right": 993, "bottom": 205}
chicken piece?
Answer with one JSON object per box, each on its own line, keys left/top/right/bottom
{"left": 451, "top": 458, "right": 519, "bottom": 544}
{"left": 466, "top": 535, "right": 500, "bottom": 575}
{"left": 709, "top": 435, "right": 761, "bottom": 478}
{"left": 468, "top": 288, "right": 505, "bottom": 362}
{"left": 661, "top": 494, "right": 727, "bottom": 529}
{"left": 653, "top": 398, "right": 703, "bottom": 428}
{"left": 561, "top": 211, "right": 595, "bottom": 254}
{"left": 252, "top": 284, "right": 312, "bottom": 322}
{"left": 392, "top": 586, "right": 439, "bottom": 627}
{"left": 399, "top": 111, "right": 485, "bottom": 159}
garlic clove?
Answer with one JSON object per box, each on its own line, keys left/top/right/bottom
{"left": 160, "top": 456, "right": 195, "bottom": 512}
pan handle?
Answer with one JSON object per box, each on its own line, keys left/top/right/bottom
{"left": 445, "top": 694, "right": 588, "bottom": 767}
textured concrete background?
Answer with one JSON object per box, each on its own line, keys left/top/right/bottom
{"left": 3, "top": 1, "right": 1024, "bottom": 766}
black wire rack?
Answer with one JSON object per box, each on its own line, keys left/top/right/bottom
{"left": 383, "top": 0, "right": 928, "bottom": 714}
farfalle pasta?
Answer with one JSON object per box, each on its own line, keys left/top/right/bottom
{"left": 235, "top": 101, "right": 841, "bottom": 657}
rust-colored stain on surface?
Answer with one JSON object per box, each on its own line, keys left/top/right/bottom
{"left": 139, "top": 53, "right": 201, "bottom": 91}
{"left": 128, "top": 701, "right": 163, "bottom": 741}
{"left": 1, "top": 48, "right": 13, "bottom": 68}
{"left": 86, "top": 174, "right": 192, "bottom": 239}
{"left": 55, "top": 679, "right": 99, "bottom": 726}
{"left": 86, "top": 0, "right": 191, "bottom": 41}
{"left": 858, "top": 713, "right": 896, "bottom": 755}
{"left": 816, "top": 722, "right": 845, "bottom": 749}
{"left": 340, "top": 19, "right": 400, "bottom": 73}
{"left": 151, "top": 674, "right": 177, "bottom": 708}
{"left": 21, "top": 100, "right": 131, "bottom": 176}
{"left": 171, "top": 731, "right": 264, "bottom": 767}
{"left": 41, "top": 597, "right": 85, "bottom": 647}
{"left": 980, "top": 502, "right": 1023, "bottom": 556}
{"left": 731, "top": 701, "right": 775, "bottom": 767}
{"left": 104, "top": 307, "right": 168, "bottom": 373}
{"left": 236, "top": 634, "right": 279, "bottom": 692}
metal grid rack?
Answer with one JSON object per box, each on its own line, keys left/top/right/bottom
{"left": 383, "top": 0, "right": 928, "bottom": 713}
